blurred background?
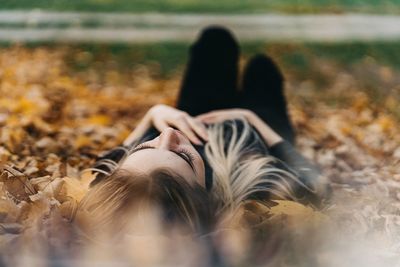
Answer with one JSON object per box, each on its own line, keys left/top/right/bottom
{"left": 1, "top": 1, "right": 400, "bottom": 267}
{"left": 1, "top": 1, "right": 399, "bottom": 113}
{"left": 1, "top": 1, "right": 399, "bottom": 111}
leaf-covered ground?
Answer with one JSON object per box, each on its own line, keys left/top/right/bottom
{"left": 0, "top": 46, "right": 399, "bottom": 266}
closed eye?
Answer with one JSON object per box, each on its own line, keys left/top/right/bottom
{"left": 129, "top": 145, "right": 196, "bottom": 174}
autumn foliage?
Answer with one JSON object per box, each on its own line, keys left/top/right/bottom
{"left": 0, "top": 46, "right": 399, "bottom": 266}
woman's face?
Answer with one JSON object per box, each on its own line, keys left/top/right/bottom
{"left": 121, "top": 127, "right": 206, "bottom": 187}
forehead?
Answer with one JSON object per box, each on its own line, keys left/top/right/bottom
{"left": 121, "top": 149, "right": 196, "bottom": 182}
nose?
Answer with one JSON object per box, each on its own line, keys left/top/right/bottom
{"left": 158, "top": 127, "right": 181, "bottom": 150}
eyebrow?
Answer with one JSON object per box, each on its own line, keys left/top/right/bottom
{"left": 130, "top": 146, "right": 197, "bottom": 174}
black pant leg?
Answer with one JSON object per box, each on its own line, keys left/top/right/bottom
{"left": 176, "top": 26, "right": 240, "bottom": 116}
{"left": 240, "top": 54, "right": 296, "bottom": 145}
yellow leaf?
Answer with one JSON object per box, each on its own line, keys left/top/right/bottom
{"left": 340, "top": 125, "right": 352, "bottom": 136}
{"left": 80, "top": 171, "right": 97, "bottom": 189}
{"left": 60, "top": 177, "right": 88, "bottom": 202}
{"left": 15, "top": 98, "right": 37, "bottom": 115}
{"left": 86, "top": 115, "right": 111, "bottom": 126}
{"left": 269, "top": 200, "right": 328, "bottom": 224}
{"left": 384, "top": 96, "right": 397, "bottom": 110}
{"left": 351, "top": 93, "right": 369, "bottom": 112}
{"left": 74, "top": 135, "right": 92, "bottom": 149}
{"left": 377, "top": 115, "right": 394, "bottom": 133}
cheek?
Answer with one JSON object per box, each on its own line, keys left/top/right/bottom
{"left": 194, "top": 160, "right": 206, "bottom": 187}
{"left": 196, "top": 155, "right": 205, "bottom": 173}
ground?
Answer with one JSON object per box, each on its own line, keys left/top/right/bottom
{"left": 0, "top": 44, "right": 399, "bottom": 265}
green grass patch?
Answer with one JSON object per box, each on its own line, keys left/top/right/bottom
{"left": 10, "top": 41, "right": 396, "bottom": 76}
{"left": 2, "top": 41, "right": 398, "bottom": 118}
{"left": 1, "top": 0, "right": 400, "bottom": 14}
{"left": 4, "top": 41, "right": 398, "bottom": 75}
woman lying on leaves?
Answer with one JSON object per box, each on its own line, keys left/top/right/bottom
{"left": 76, "top": 26, "right": 331, "bottom": 240}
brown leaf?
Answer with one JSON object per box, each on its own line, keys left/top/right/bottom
{"left": 1, "top": 167, "right": 36, "bottom": 201}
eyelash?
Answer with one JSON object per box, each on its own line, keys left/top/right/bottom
{"left": 131, "top": 144, "right": 196, "bottom": 163}
{"left": 177, "top": 148, "right": 196, "bottom": 162}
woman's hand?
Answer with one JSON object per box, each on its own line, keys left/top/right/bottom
{"left": 148, "top": 104, "right": 208, "bottom": 145}
{"left": 197, "top": 108, "right": 283, "bottom": 147}
{"left": 196, "top": 108, "right": 254, "bottom": 124}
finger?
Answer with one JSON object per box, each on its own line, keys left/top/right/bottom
{"left": 196, "top": 109, "right": 230, "bottom": 118}
{"left": 153, "top": 118, "right": 169, "bottom": 133}
{"left": 196, "top": 112, "right": 216, "bottom": 120}
{"left": 186, "top": 118, "right": 209, "bottom": 141}
{"left": 196, "top": 114, "right": 217, "bottom": 123}
{"left": 172, "top": 119, "right": 202, "bottom": 145}
{"left": 197, "top": 115, "right": 226, "bottom": 124}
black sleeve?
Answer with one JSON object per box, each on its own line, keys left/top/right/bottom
{"left": 269, "top": 140, "right": 331, "bottom": 206}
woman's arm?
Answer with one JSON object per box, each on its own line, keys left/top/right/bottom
{"left": 245, "top": 111, "right": 283, "bottom": 147}
{"left": 196, "top": 109, "right": 282, "bottom": 146}
{"left": 197, "top": 109, "right": 331, "bottom": 203}
{"left": 123, "top": 109, "right": 153, "bottom": 147}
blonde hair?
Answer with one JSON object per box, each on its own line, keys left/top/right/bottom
{"left": 204, "top": 119, "right": 309, "bottom": 214}
{"left": 80, "top": 118, "right": 317, "bottom": 237}
{"left": 76, "top": 168, "right": 213, "bottom": 241}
